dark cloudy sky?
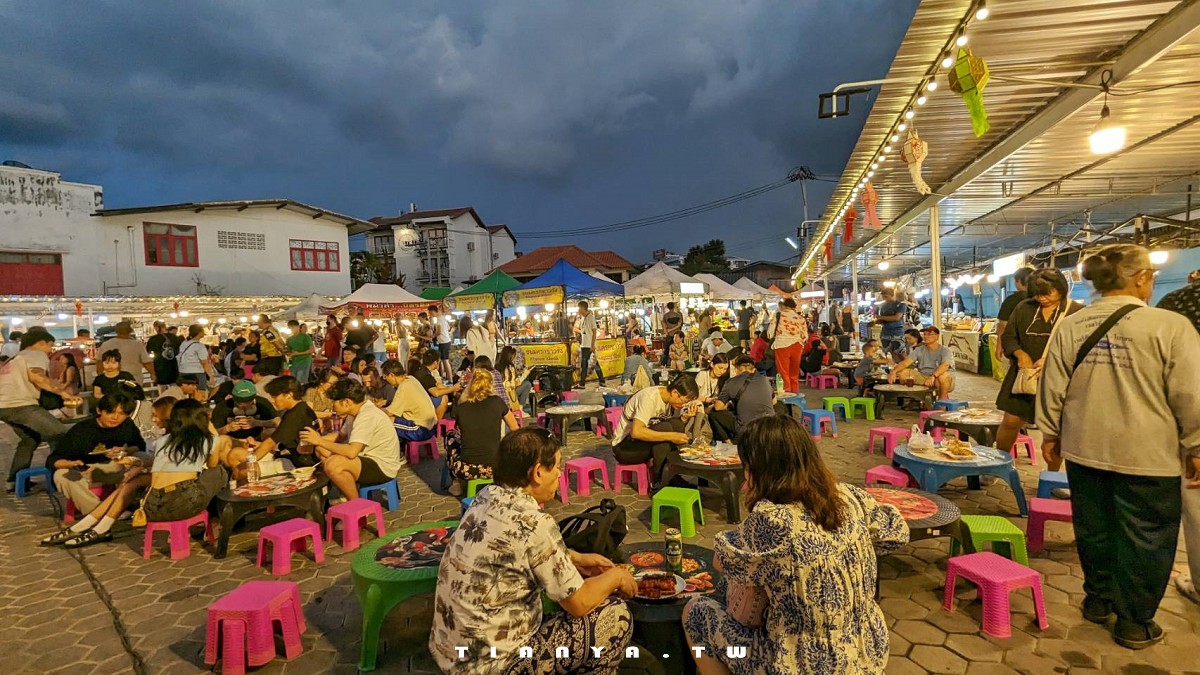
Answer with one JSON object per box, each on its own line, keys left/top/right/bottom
{"left": 1, "top": 1, "right": 917, "bottom": 264}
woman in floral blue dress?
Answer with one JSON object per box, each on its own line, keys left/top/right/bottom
{"left": 683, "top": 415, "right": 909, "bottom": 674}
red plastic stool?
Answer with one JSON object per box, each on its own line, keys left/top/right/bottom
{"left": 325, "top": 498, "right": 386, "bottom": 551}
{"left": 205, "top": 580, "right": 305, "bottom": 674}
{"left": 558, "top": 457, "right": 610, "bottom": 504}
{"left": 866, "top": 426, "right": 910, "bottom": 457}
{"left": 406, "top": 437, "right": 441, "bottom": 465}
{"left": 1011, "top": 434, "right": 1037, "bottom": 465}
{"left": 943, "top": 551, "right": 1049, "bottom": 638}
{"left": 143, "top": 511, "right": 213, "bottom": 560}
{"left": 615, "top": 462, "right": 651, "bottom": 495}
{"left": 1026, "top": 497, "right": 1073, "bottom": 553}
{"left": 257, "top": 518, "right": 325, "bottom": 575}
{"left": 865, "top": 465, "right": 916, "bottom": 487}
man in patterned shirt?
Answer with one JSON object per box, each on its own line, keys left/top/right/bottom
{"left": 431, "top": 428, "right": 636, "bottom": 674}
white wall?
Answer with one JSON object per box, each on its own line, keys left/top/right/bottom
{"left": 95, "top": 207, "right": 352, "bottom": 297}
{"left": 390, "top": 213, "right": 517, "bottom": 290}
{"left": 489, "top": 230, "right": 517, "bottom": 272}
{"left": 0, "top": 165, "right": 104, "bottom": 294}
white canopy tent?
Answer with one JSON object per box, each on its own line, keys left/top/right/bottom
{"left": 276, "top": 293, "right": 327, "bottom": 320}
{"left": 692, "top": 273, "right": 753, "bottom": 301}
{"left": 732, "top": 277, "right": 777, "bottom": 298}
{"left": 623, "top": 262, "right": 707, "bottom": 299}
{"left": 319, "top": 283, "right": 427, "bottom": 315}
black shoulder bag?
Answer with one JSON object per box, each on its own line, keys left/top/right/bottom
{"left": 1069, "top": 305, "right": 1140, "bottom": 373}
{"left": 558, "top": 498, "right": 628, "bottom": 562}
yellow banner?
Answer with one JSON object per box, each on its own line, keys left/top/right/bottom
{"left": 594, "top": 337, "right": 627, "bottom": 378}
{"left": 444, "top": 293, "right": 494, "bottom": 312}
{"left": 503, "top": 285, "right": 565, "bottom": 308}
{"left": 517, "top": 342, "right": 569, "bottom": 367}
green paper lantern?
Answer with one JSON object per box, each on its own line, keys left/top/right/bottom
{"left": 948, "top": 47, "right": 990, "bottom": 137}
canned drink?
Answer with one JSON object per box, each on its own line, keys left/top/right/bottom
{"left": 664, "top": 528, "right": 683, "bottom": 573}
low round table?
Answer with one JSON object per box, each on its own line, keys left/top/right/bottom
{"left": 923, "top": 409, "right": 1005, "bottom": 447}
{"left": 863, "top": 485, "right": 960, "bottom": 541}
{"left": 831, "top": 360, "right": 860, "bottom": 387}
{"left": 661, "top": 451, "right": 743, "bottom": 523}
{"left": 542, "top": 404, "right": 607, "bottom": 444}
{"left": 892, "top": 444, "right": 1029, "bottom": 516}
{"left": 352, "top": 520, "right": 459, "bottom": 671}
{"left": 212, "top": 473, "right": 329, "bottom": 558}
{"left": 874, "top": 383, "right": 934, "bottom": 414}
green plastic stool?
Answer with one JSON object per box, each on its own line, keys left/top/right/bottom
{"left": 466, "top": 478, "right": 494, "bottom": 497}
{"left": 849, "top": 397, "right": 876, "bottom": 421}
{"left": 951, "top": 515, "right": 1029, "bottom": 566}
{"left": 823, "top": 396, "right": 851, "bottom": 421}
{"left": 650, "top": 487, "right": 705, "bottom": 538}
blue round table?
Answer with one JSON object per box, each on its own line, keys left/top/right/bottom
{"left": 892, "top": 444, "right": 1028, "bottom": 516}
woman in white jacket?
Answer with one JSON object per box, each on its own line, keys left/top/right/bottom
{"left": 463, "top": 316, "right": 496, "bottom": 365}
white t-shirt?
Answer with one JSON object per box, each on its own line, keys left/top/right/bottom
{"left": 97, "top": 337, "right": 152, "bottom": 380}
{"left": 177, "top": 339, "right": 209, "bottom": 374}
{"left": 694, "top": 370, "right": 721, "bottom": 401}
{"left": 577, "top": 312, "right": 597, "bottom": 349}
{"left": 0, "top": 349, "right": 50, "bottom": 408}
{"left": 348, "top": 401, "right": 403, "bottom": 478}
{"left": 436, "top": 315, "right": 453, "bottom": 344}
{"left": 611, "top": 386, "right": 673, "bottom": 447}
{"left": 385, "top": 377, "right": 437, "bottom": 430}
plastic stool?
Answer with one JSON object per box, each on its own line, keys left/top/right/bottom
{"left": 205, "top": 580, "right": 304, "bottom": 673}
{"left": 615, "top": 462, "right": 651, "bottom": 495}
{"left": 942, "top": 551, "right": 1049, "bottom": 638}
{"left": 849, "top": 396, "right": 876, "bottom": 420}
{"left": 257, "top": 518, "right": 324, "bottom": 576}
{"left": 561, "top": 390, "right": 579, "bottom": 402}
{"left": 808, "top": 374, "right": 838, "bottom": 389}
{"left": 466, "top": 478, "right": 494, "bottom": 497}
{"left": 867, "top": 426, "right": 910, "bottom": 457}
{"left": 865, "top": 465, "right": 915, "bottom": 488}
{"left": 951, "top": 515, "right": 1029, "bottom": 566}
{"left": 779, "top": 394, "right": 807, "bottom": 419}
{"left": 325, "top": 498, "right": 386, "bottom": 551}
{"left": 1027, "top": 498, "right": 1073, "bottom": 554}
{"left": 650, "top": 487, "right": 705, "bottom": 538}
{"left": 143, "top": 511, "right": 213, "bottom": 560}
{"left": 66, "top": 485, "right": 112, "bottom": 522}
{"left": 603, "top": 393, "right": 631, "bottom": 408}
{"left": 1011, "top": 434, "right": 1037, "bottom": 465}
{"left": 595, "top": 406, "right": 622, "bottom": 437}
{"left": 558, "top": 457, "right": 610, "bottom": 504}
{"left": 14, "top": 466, "right": 54, "bottom": 497}
{"left": 800, "top": 409, "right": 838, "bottom": 438}
{"left": 1036, "top": 471, "right": 1069, "bottom": 499}
{"left": 460, "top": 497, "right": 474, "bottom": 516}
{"left": 536, "top": 412, "right": 547, "bottom": 427}
{"left": 436, "top": 418, "right": 457, "bottom": 437}
{"left": 406, "top": 437, "right": 440, "bottom": 465}
{"left": 934, "top": 400, "right": 968, "bottom": 412}
{"left": 358, "top": 479, "right": 400, "bottom": 511}
{"left": 822, "top": 396, "right": 850, "bottom": 421}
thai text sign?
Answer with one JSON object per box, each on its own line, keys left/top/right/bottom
{"left": 517, "top": 342, "right": 569, "bottom": 367}
{"left": 503, "top": 286, "right": 565, "bottom": 308}
{"left": 594, "top": 337, "right": 627, "bottom": 378}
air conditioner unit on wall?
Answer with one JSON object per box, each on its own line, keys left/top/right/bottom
{"left": 467, "top": 242, "right": 475, "bottom": 252}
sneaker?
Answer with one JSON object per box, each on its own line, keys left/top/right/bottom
{"left": 63, "top": 529, "right": 113, "bottom": 549}
{"left": 1082, "top": 596, "right": 1115, "bottom": 624}
{"left": 1112, "top": 619, "right": 1164, "bottom": 650}
{"left": 1051, "top": 487, "right": 1072, "bottom": 499}
{"left": 40, "top": 527, "right": 80, "bottom": 546}
{"left": 1176, "top": 575, "right": 1200, "bottom": 604}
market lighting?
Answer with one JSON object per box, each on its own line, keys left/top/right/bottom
{"left": 884, "top": 145, "right": 892, "bottom": 152}
{"left": 926, "top": 80, "right": 938, "bottom": 92}
{"left": 904, "top": 110, "right": 915, "bottom": 120}
{"left": 917, "top": 95, "right": 927, "bottom": 106}
{"left": 45, "top": 321, "right": 57, "bottom": 327}
{"left": 975, "top": 1, "right": 989, "bottom": 20}
{"left": 883, "top": 281, "right": 896, "bottom": 288}
{"left": 1089, "top": 104, "right": 1126, "bottom": 154}
{"left": 898, "top": 123, "right": 907, "bottom": 132}
{"left": 197, "top": 317, "right": 209, "bottom": 325}
{"left": 239, "top": 316, "right": 249, "bottom": 323}
{"left": 350, "top": 320, "right": 360, "bottom": 327}
{"left": 170, "top": 312, "right": 178, "bottom": 319}
{"left": 941, "top": 288, "right": 951, "bottom": 296}
{"left": 179, "top": 310, "right": 189, "bottom": 317}
{"left": 9, "top": 317, "right": 22, "bottom": 325}
{"left": 941, "top": 53, "right": 955, "bottom": 69}
{"left": 599, "top": 299, "right": 609, "bottom": 309}
{"left": 878, "top": 261, "right": 890, "bottom": 271}
{"left": 1149, "top": 250, "right": 1170, "bottom": 265}
{"left": 956, "top": 33, "right": 968, "bottom": 46}
{"left": 785, "top": 237, "right": 799, "bottom": 250}
{"left": 545, "top": 303, "right": 555, "bottom": 312}
{"left": 251, "top": 314, "right": 259, "bottom": 321}
{"left": 986, "top": 274, "right": 999, "bottom": 283}
{"left": 96, "top": 315, "right": 109, "bottom": 324}
{"left": 57, "top": 313, "right": 67, "bottom": 320}
{"left": 218, "top": 318, "right": 226, "bottom": 324}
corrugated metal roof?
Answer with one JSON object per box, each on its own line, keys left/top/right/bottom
{"left": 805, "top": 0, "right": 1200, "bottom": 282}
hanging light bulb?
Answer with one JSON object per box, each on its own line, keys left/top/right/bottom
{"left": 975, "top": 1, "right": 989, "bottom": 20}
{"left": 926, "top": 80, "right": 939, "bottom": 92}
{"left": 898, "top": 123, "right": 907, "bottom": 132}
{"left": 941, "top": 53, "right": 955, "bottom": 69}
{"left": 884, "top": 145, "right": 893, "bottom": 152}
{"left": 904, "top": 110, "right": 915, "bottom": 120}
{"left": 867, "top": 171, "right": 874, "bottom": 177}
{"left": 878, "top": 261, "right": 890, "bottom": 271}
{"left": 917, "top": 95, "right": 927, "bottom": 106}
{"left": 871, "top": 162, "right": 878, "bottom": 169}
{"left": 890, "top": 134, "right": 899, "bottom": 142}
{"left": 1149, "top": 250, "right": 1170, "bottom": 265}
{"left": 956, "top": 33, "right": 969, "bottom": 47}
{"left": 1089, "top": 103, "right": 1125, "bottom": 154}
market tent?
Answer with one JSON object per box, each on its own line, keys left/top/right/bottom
{"left": 517, "top": 259, "right": 625, "bottom": 298}
{"left": 732, "top": 277, "right": 775, "bottom": 297}
{"left": 320, "top": 283, "right": 427, "bottom": 315}
{"left": 767, "top": 284, "right": 794, "bottom": 298}
{"left": 276, "top": 293, "right": 327, "bottom": 320}
{"left": 448, "top": 269, "right": 521, "bottom": 298}
{"left": 692, "top": 273, "right": 752, "bottom": 301}
{"left": 419, "top": 287, "right": 452, "bottom": 300}
{"left": 588, "top": 269, "right": 618, "bottom": 283}
{"left": 623, "top": 262, "right": 707, "bottom": 298}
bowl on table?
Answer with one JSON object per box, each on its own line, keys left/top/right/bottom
{"left": 291, "top": 466, "right": 317, "bottom": 481}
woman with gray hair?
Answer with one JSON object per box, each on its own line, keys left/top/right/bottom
{"left": 1035, "top": 244, "right": 1200, "bottom": 649}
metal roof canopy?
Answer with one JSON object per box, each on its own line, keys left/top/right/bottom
{"left": 806, "top": 0, "right": 1200, "bottom": 284}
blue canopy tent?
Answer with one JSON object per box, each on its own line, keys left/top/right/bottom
{"left": 516, "top": 259, "right": 625, "bottom": 298}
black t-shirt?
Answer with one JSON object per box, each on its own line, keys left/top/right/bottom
{"left": 998, "top": 290, "right": 1028, "bottom": 322}
{"left": 345, "top": 327, "right": 375, "bottom": 350}
{"left": 212, "top": 396, "right": 278, "bottom": 439}
{"left": 212, "top": 379, "right": 236, "bottom": 405}
{"left": 93, "top": 371, "right": 145, "bottom": 400}
{"left": 146, "top": 334, "right": 182, "bottom": 365}
{"left": 737, "top": 307, "right": 755, "bottom": 331}
{"left": 452, "top": 396, "right": 509, "bottom": 467}
{"left": 413, "top": 367, "right": 438, "bottom": 394}
{"left": 270, "top": 402, "right": 318, "bottom": 452}
{"left": 46, "top": 417, "right": 146, "bottom": 467}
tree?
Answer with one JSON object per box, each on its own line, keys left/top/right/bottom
{"left": 680, "top": 239, "right": 730, "bottom": 275}
{"left": 350, "top": 251, "right": 387, "bottom": 289}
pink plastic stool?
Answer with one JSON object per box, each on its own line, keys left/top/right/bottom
{"left": 1011, "top": 434, "right": 1037, "bottom": 465}
{"left": 512, "top": 409, "right": 525, "bottom": 427}
{"left": 813, "top": 374, "right": 838, "bottom": 389}
{"left": 257, "top": 518, "right": 324, "bottom": 575}
{"left": 143, "top": 511, "right": 213, "bottom": 560}
{"left": 615, "top": 462, "right": 651, "bottom": 495}
{"left": 436, "top": 418, "right": 456, "bottom": 441}
{"left": 865, "top": 465, "right": 916, "bottom": 487}
{"left": 561, "top": 390, "right": 579, "bottom": 402}
{"left": 1026, "top": 497, "right": 1073, "bottom": 554}
{"left": 406, "top": 437, "right": 440, "bottom": 465}
{"left": 66, "top": 485, "right": 112, "bottom": 523}
{"left": 867, "top": 426, "right": 910, "bottom": 457}
{"left": 558, "top": 457, "right": 611, "bottom": 504}
{"left": 942, "top": 551, "right": 1049, "bottom": 638}
{"left": 325, "top": 498, "right": 386, "bottom": 551}
{"left": 595, "top": 406, "right": 622, "bottom": 437}
{"left": 205, "top": 580, "right": 305, "bottom": 674}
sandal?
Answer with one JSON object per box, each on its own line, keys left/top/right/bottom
{"left": 40, "top": 527, "right": 81, "bottom": 546}
{"left": 63, "top": 529, "right": 113, "bottom": 549}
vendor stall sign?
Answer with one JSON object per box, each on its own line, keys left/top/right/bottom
{"left": 444, "top": 293, "right": 493, "bottom": 312}
{"left": 594, "top": 337, "right": 627, "bottom": 378}
{"left": 517, "top": 342, "right": 569, "bottom": 367}
{"left": 945, "top": 330, "right": 980, "bottom": 374}
{"left": 503, "top": 286, "right": 565, "bottom": 308}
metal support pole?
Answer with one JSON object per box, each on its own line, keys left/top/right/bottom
{"left": 929, "top": 205, "right": 942, "bottom": 329}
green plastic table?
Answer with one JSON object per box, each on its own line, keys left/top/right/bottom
{"left": 352, "top": 519, "right": 458, "bottom": 671}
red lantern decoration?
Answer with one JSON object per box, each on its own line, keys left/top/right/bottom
{"left": 843, "top": 207, "right": 857, "bottom": 243}
{"left": 823, "top": 236, "right": 833, "bottom": 261}
{"left": 861, "top": 181, "right": 882, "bottom": 229}
{"left": 74, "top": 300, "right": 82, "bottom": 317}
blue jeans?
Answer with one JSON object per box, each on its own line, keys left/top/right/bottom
{"left": 290, "top": 361, "right": 312, "bottom": 386}
{"left": 0, "top": 405, "right": 69, "bottom": 482}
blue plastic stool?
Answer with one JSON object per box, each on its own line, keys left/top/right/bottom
{"left": 358, "top": 479, "right": 400, "bottom": 511}
{"left": 933, "top": 400, "right": 968, "bottom": 412}
{"left": 801, "top": 409, "right": 838, "bottom": 438}
{"left": 1036, "top": 471, "right": 1069, "bottom": 498}
{"left": 603, "top": 393, "right": 631, "bottom": 408}
{"left": 779, "top": 394, "right": 807, "bottom": 420}
{"left": 14, "top": 466, "right": 55, "bottom": 498}
{"left": 461, "top": 497, "right": 474, "bottom": 516}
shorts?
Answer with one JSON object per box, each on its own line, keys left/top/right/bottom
{"left": 182, "top": 371, "right": 209, "bottom": 391}
{"left": 142, "top": 467, "right": 227, "bottom": 522}
{"left": 438, "top": 342, "right": 451, "bottom": 359}
{"left": 737, "top": 329, "right": 751, "bottom": 341}
{"left": 358, "top": 457, "right": 391, "bottom": 485}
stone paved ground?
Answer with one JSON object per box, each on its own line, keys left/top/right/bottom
{"left": 2, "top": 373, "right": 1198, "bottom": 674}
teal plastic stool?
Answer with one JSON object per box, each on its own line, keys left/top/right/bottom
{"left": 466, "top": 478, "right": 494, "bottom": 497}
{"left": 849, "top": 397, "right": 876, "bottom": 421}
{"left": 934, "top": 399, "right": 968, "bottom": 412}
{"left": 822, "top": 396, "right": 851, "bottom": 421}
{"left": 650, "top": 487, "right": 705, "bottom": 538}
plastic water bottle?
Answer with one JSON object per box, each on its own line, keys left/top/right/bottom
{"left": 246, "top": 453, "right": 260, "bottom": 484}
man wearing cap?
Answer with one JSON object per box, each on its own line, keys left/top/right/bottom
{"left": 211, "top": 380, "right": 278, "bottom": 441}
{"left": 700, "top": 331, "right": 735, "bottom": 367}
{"left": 889, "top": 326, "right": 956, "bottom": 399}
{"left": 97, "top": 321, "right": 155, "bottom": 388}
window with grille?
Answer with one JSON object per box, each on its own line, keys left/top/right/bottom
{"left": 288, "top": 239, "right": 340, "bottom": 272}
{"left": 144, "top": 223, "right": 198, "bottom": 267}
{"left": 217, "top": 230, "right": 266, "bottom": 251}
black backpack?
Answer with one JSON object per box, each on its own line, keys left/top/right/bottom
{"left": 558, "top": 498, "right": 628, "bottom": 562}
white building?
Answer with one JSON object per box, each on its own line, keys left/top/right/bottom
{"left": 364, "top": 207, "right": 517, "bottom": 291}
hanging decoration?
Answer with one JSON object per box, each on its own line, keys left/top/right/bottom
{"left": 860, "top": 181, "right": 882, "bottom": 229}
{"left": 833, "top": 226, "right": 842, "bottom": 256}
{"left": 823, "top": 236, "right": 833, "bottom": 261}
{"left": 948, "top": 47, "right": 991, "bottom": 137}
{"left": 899, "top": 126, "right": 931, "bottom": 195}
{"left": 843, "top": 206, "right": 857, "bottom": 242}
{"left": 74, "top": 300, "right": 83, "bottom": 317}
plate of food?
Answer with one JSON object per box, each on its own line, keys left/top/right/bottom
{"left": 629, "top": 551, "right": 666, "bottom": 567}
{"left": 634, "top": 572, "right": 686, "bottom": 601}
{"left": 938, "top": 439, "right": 977, "bottom": 461}
{"left": 679, "top": 446, "right": 710, "bottom": 458}
{"left": 680, "top": 556, "right": 705, "bottom": 574}
{"left": 683, "top": 571, "right": 715, "bottom": 594}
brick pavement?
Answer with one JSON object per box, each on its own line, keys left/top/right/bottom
{"left": 1, "top": 373, "right": 1198, "bottom": 674}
